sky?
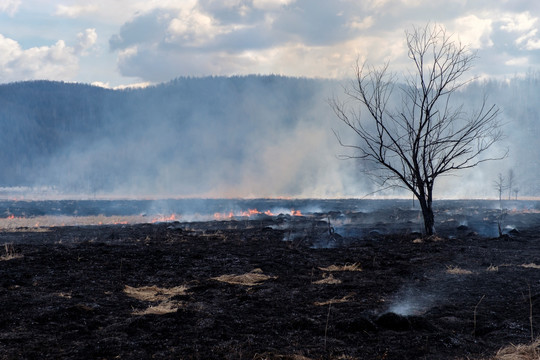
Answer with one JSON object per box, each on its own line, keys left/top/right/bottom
{"left": 0, "top": 0, "right": 539, "bottom": 87}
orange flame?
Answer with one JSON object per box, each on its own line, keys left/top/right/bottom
{"left": 151, "top": 214, "right": 179, "bottom": 223}
{"left": 212, "top": 208, "right": 301, "bottom": 220}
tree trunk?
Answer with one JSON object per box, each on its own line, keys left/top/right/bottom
{"left": 418, "top": 193, "right": 435, "bottom": 236}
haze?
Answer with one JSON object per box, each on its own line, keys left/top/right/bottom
{"left": 0, "top": 1, "right": 538, "bottom": 199}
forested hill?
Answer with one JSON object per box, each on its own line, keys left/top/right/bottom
{"left": 0, "top": 75, "right": 538, "bottom": 198}
{"left": 0, "top": 76, "right": 342, "bottom": 197}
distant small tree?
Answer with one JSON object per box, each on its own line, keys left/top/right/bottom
{"left": 507, "top": 169, "right": 514, "bottom": 200}
{"left": 331, "top": 24, "right": 505, "bottom": 235}
{"left": 493, "top": 172, "right": 508, "bottom": 237}
{"left": 493, "top": 173, "right": 508, "bottom": 205}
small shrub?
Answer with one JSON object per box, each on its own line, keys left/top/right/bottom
{"left": 0, "top": 243, "right": 23, "bottom": 261}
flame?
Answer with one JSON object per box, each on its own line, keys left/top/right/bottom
{"left": 212, "top": 208, "right": 301, "bottom": 220}
{"left": 213, "top": 211, "right": 234, "bottom": 220}
{"left": 151, "top": 214, "right": 179, "bottom": 223}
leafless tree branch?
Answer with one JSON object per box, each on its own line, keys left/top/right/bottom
{"left": 330, "top": 24, "right": 505, "bottom": 235}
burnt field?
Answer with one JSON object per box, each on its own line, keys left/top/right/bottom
{"left": 1, "top": 199, "right": 540, "bottom": 359}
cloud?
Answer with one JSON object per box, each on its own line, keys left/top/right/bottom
{"left": 498, "top": 11, "right": 540, "bottom": 50}
{"left": 500, "top": 11, "right": 537, "bottom": 33}
{"left": 101, "top": 0, "right": 540, "bottom": 82}
{"left": 0, "top": 0, "right": 21, "bottom": 16}
{"left": 108, "top": 1, "right": 382, "bottom": 80}
{"left": 0, "top": 38, "right": 77, "bottom": 81}
{"left": 55, "top": 4, "right": 99, "bottom": 18}
{"left": 91, "top": 80, "right": 152, "bottom": 89}
{"left": 75, "top": 28, "right": 97, "bottom": 54}
{"left": 0, "top": 29, "right": 97, "bottom": 82}
{"left": 166, "top": 7, "right": 224, "bottom": 46}
{"left": 253, "top": 0, "right": 295, "bottom": 10}
{"left": 451, "top": 15, "right": 493, "bottom": 48}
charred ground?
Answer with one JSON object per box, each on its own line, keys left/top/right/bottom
{"left": 1, "top": 201, "right": 540, "bottom": 359}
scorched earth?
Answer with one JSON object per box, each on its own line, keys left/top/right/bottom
{"left": 0, "top": 199, "right": 540, "bottom": 359}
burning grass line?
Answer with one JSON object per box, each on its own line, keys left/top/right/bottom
{"left": 212, "top": 268, "right": 277, "bottom": 286}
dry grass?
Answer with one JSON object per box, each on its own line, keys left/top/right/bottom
{"left": 319, "top": 263, "right": 362, "bottom": 272}
{"left": 252, "top": 354, "right": 357, "bottom": 360}
{"left": 314, "top": 293, "right": 355, "bottom": 306}
{"left": 0, "top": 214, "right": 180, "bottom": 230}
{"left": 446, "top": 265, "right": 473, "bottom": 275}
{"left": 313, "top": 273, "right": 342, "bottom": 285}
{"left": 0, "top": 243, "right": 23, "bottom": 261}
{"left": 124, "top": 284, "right": 189, "bottom": 315}
{"left": 487, "top": 265, "right": 499, "bottom": 272}
{"left": 494, "top": 338, "right": 540, "bottom": 360}
{"left": 212, "top": 268, "right": 277, "bottom": 286}
{"left": 522, "top": 263, "right": 540, "bottom": 270}
{"left": 131, "top": 300, "right": 183, "bottom": 316}
{"left": 252, "top": 355, "right": 315, "bottom": 360}
{"left": 124, "top": 285, "right": 188, "bottom": 301}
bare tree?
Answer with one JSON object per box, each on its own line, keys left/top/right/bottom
{"left": 493, "top": 173, "right": 508, "bottom": 205}
{"left": 331, "top": 24, "right": 505, "bottom": 235}
{"left": 507, "top": 169, "right": 514, "bottom": 201}
{"left": 493, "top": 173, "right": 508, "bottom": 237}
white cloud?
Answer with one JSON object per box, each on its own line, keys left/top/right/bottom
{"left": 498, "top": 12, "right": 540, "bottom": 51}
{"left": 55, "top": 4, "right": 99, "bottom": 18}
{"left": 5, "top": 0, "right": 534, "bottom": 84}
{"left": 166, "top": 8, "right": 219, "bottom": 46}
{"left": 452, "top": 15, "right": 493, "bottom": 48}
{"left": 75, "top": 28, "right": 97, "bottom": 54}
{"left": 91, "top": 80, "right": 152, "bottom": 89}
{"left": 525, "top": 37, "right": 540, "bottom": 50}
{"left": 500, "top": 11, "right": 537, "bottom": 33}
{"left": 5, "top": 39, "right": 77, "bottom": 81}
{"left": 348, "top": 16, "right": 374, "bottom": 31}
{"left": 252, "top": 0, "right": 295, "bottom": 10}
{"left": 0, "top": 32, "right": 93, "bottom": 82}
{"left": 0, "top": 0, "right": 21, "bottom": 16}
{"left": 505, "top": 56, "right": 529, "bottom": 66}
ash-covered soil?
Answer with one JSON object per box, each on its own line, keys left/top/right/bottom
{"left": 1, "top": 206, "right": 540, "bottom": 359}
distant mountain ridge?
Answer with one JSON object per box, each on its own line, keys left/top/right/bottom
{"left": 0, "top": 75, "right": 537, "bottom": 198}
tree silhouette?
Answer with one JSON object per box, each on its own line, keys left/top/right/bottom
{"left": 331, "top": 24, "right": 505, "bottom": 235}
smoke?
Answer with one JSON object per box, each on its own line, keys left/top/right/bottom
{"left": 27, "top": 76, "right": 372, "bottom": 199}
{"left": 0, "top": 74, "right": 537, "bottom": 200}
{"left": 387, "top": 287, "right": 439, "bottom": 316}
